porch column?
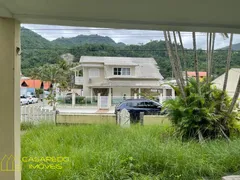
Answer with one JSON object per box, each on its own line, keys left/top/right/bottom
{"left": 138, "top": 88, "right": 141, "bottom": 99}
{"left": 163, "top": 88, "right": 167, "bottom": 101}
{"left": 0, "top": 18, "right": 21, "bottom": 180}
{"left": 72, "top": 92, "right": 76, "bottom": 107}
{"left": 90, "top": 88, "right": 93, "bottom": 104}
{"left": 172, "top": 88, "right": 175, "bottom": 99}
{"left": 108, "top": 88, "right": 112, "bottom": 108}
{"left": 134, "top": 93, "right": 137, "bottom": 99}
{"left": 159, "top": 93, "right": 163, "bottom": 104}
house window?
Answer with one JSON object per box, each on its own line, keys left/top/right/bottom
{"left": 113, "top": 68, "right": 130, "bottom": 75}
{"left": 89, "top": 68, "right": 100, "bottom": 78}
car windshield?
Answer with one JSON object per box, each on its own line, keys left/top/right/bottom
{"left": 150, "top": 100, "right": 161, "bottom": 106}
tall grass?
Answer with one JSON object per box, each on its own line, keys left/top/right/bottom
{"left": 22, "top": 124, "right": 240, "bottom": 180}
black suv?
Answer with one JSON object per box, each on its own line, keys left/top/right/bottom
{"left": 115, "top": 99, "right": 162, "bottom": 121}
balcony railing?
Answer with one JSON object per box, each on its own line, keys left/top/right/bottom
{"left": 75, "top": 76, "right": 84, "bottom": 85}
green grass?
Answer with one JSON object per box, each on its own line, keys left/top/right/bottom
{"left": 21, "top": 121, "right": 35, "bottom": 131}
{"left": 21, "top": 124, "right": 240, "bottom": 180}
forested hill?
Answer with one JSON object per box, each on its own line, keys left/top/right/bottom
{"left": 221, "top": 43, "right": 240, "bottom": 51}
{"left": 52, "top": 35, "right": 126, "bottom": 47}
{"left": 21, "top": 27, "right": 240, "bottom": 79}
{"left": 21, "top": 27, "right": 52, "bottom": 49}
{"left": 21, "top": 27, "right": 126, "bottom": 49}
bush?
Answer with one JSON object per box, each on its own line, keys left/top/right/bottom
{"left": 164, "top": 78, "right": 239, "bottom": 140}
{"left": 76, "top": 96, "right": 85, "bottom": 104}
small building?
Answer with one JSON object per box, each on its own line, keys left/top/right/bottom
{"left": 212, "top": 68, "right": 240, "bottom": 97}
{"left": 183, "top": 71, "right": 207, "bottom": 81}
{"left": 20, "top": 79, "right": 52, "bottom": 96}
{"left": 71, "top": 56, "right": 175, "bottom": 103}
{"left": 20, "top": 79, "right": 52, "bottom": 90}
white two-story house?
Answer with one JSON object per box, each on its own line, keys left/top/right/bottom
{"left": 72, "top": 56, "right": 166, "bottom": 103}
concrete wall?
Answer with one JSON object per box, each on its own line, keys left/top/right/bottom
{"left": 56, "top": 114, "right": 116, "bottom": 124}
{"left": 112, "top": 87, "right": 131, "bottom": 97}
{"left": 143, "top": 115, "right": 170, "bottom": 125}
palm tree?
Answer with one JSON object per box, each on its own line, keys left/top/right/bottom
{"left": 228, "top": 75, "right": 240, "bottom": 113}
{"left": 210, "top": 33, "right": 216, "bottom": 78}
{"left": 31, "top": 63, "right": 69, "bottom": 110}
{"left": 192, "top": 32, "right": 200, "bottom": 93}
{"left": 163, "top": 31, "right": 186, "bottom": 98}
{"left": 222, "top": 33, "right": 233, "bottom": 93}
{"left": 177, "top": 31, "right": 188, "bottom": 83}
{"left": 173, "top": 31, "right": 185, "bottom": 87}
{"left": 207, "top": 33, "right": 228, "bottom": 82}
{"left": 207, "top": 32, "right": 215, "bottom": 83}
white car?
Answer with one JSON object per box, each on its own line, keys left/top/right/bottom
{"left": 20, "top": 96, "right": 29, "bottom": 106}
{"left": 26, "top": 95, "right": 39, "bottom": 104}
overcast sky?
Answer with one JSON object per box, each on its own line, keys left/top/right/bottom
{"left": 22, "top": 24, "right": 240, "bottom": 49}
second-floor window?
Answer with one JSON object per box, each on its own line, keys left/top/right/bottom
{"left": 89, "top": 68, "right": 100, "bottom": 78}
{"left": 113, "top": 68, "right": 130, "bottom": 75}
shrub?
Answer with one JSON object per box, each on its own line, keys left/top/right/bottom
{"left": 164, "top": 78, "right": 239, "bottom": 140}
{"left": 76, "top": 96, "right": 85, "bottom": 104}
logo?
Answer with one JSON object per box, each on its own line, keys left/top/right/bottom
{"left": 0, "top": 155, "right": 70, "bottom": 172}
{"left": 0, "top": 155, "right": 21, "bottom": 172}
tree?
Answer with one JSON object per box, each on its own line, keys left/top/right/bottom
{"left": 222, "top": 33, "right": 233, "bottom": 92}
{"left": 228, "top": 75, "right": 240, "bottom": 114}
{"left": 192, "top": 32, "right": 200, "bottom": 93}
{"left": 177, "top": 31, "right": 188, "bottom": 83}
{"left": 165, "top": 78, "right": 238, "bottom": 141}
{"left": 163, "top": 31, "right": 186, "bottom": 99}
{"left": 31, "top": 62, "right": 70, "bottom": 110}
{"left": 173, "top": 31, "right": 185, "bottom": 86}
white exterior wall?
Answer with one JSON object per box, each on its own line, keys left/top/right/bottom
{"left": 112, "top": 87, "right": 131, "bottom": 97}
{"left": 83, "top": 66, "right": 105, "bottom": 96}
{"left": 104, "top": 65, "right": 136, "bottom": 77}
{"left": 0, "top": 18, "right": 21, "bottom": 180}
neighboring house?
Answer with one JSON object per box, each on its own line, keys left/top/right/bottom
{"left": 183, "top": 71, "right": 207, "bottom": 81}
{"left": 212, "top": 68, "right": 240, "bottom": 97}
{"left": 71, "top": 56, "right": 167, "bottom": 100}
{"left": 21, "top": 79, "right": 52, "bottom": 90}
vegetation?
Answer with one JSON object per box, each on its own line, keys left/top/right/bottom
{"left": 21, "top": 124, "right": 240, "bottom": 180}
{"left": 165, "top": 78, "right": 239, "bottom": 140}
{"left": 31, "top": 60, "right": 73, "bottom": 110}
{"left": 163, "top": 30, "right": 240, "bottom": 140}
{"left": 21, "top": 27, "right": 240, "bottom": 79}
{"left": 52, "top": 34, "right": 126, "bottom": 47}
{"left": 20, "top": 121, "right": 35, "bottom": 131}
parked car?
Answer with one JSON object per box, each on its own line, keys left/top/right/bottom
{"left": 20, "top": 96, "right": 29, "bottom": 106}
{"left": 26, "top": 95, "right": 39, "bottom": 104}
{"left": 115, "top": 99, "right": 162, "bottom": 122}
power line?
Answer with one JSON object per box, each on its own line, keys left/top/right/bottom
{"left": 21, "top": 28, "right": 204, "bottom": 33}
{"left": 21, "top": 47, "right": 233, "bottom": 52}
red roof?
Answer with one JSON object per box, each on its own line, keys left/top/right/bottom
{"left": 43, "top": 81, "right": 52, "bottom": 90}
{"left": 21, "top": 79, "right": 52, "bottom": 90}
{"left": 187, "top": 71, "right": 207, "bottom": 77}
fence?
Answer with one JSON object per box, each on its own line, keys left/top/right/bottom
{"left": 21, "top": 105, "right": 56, "bottom": 123}
{"left": 57, "top": 95, "right": 98, "bottom": 107}
{"left": 57, "top": 95, "right": 176, "bottom": 108}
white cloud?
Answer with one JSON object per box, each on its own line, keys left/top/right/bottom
{"left": 22, "top": 24, "right": 240, "bottom": 49}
